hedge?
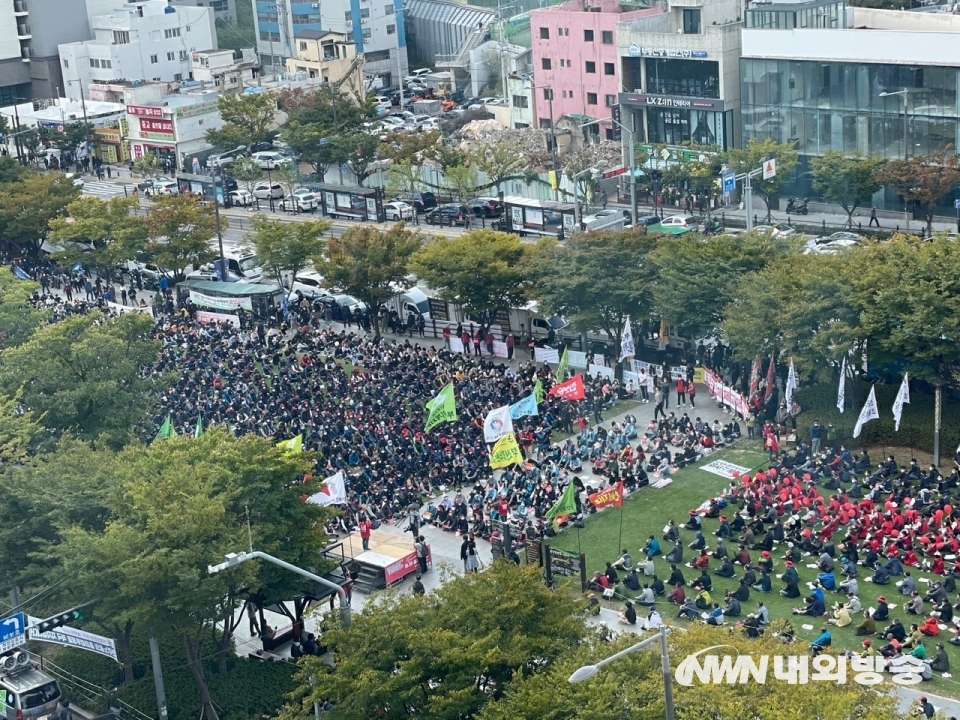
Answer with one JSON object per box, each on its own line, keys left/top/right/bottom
{"left": 795, "top": 381, "right": 960, "bottom": 459}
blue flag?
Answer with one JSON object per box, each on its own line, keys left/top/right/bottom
{"left": 509, "top": 393, "right": 539, "bottom": 420}
{"left": 12, "top": 266, "right": 30, "bottom": 281}
{"left": 71, "top": 262, "right": 83, "bottom": 273}
{"left": 281, "top": 294, "right": 290, "bottom": 322}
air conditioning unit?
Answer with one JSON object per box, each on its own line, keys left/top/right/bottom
{"left": 312, "top": 2, "right": 319, "bottom": 6}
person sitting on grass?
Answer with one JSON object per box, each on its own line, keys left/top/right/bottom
{"left": 793, "top": 594, "right": 826, "bottom": 617}
{"left": 906, "top": 591, "right": 925, "bottom": 616}
{"left": 810, "top": 626, "right": 832, "bottom": 656}
{"left": 753, "top": 569, "right": 773, "bottom": 593}
{"left": 677, "top": 596, "right": 698, "bottom": 620}
{"left": 716, "top": 556, "right": 736, "bottom": 578}
{"left": 644, "top": 536, "right": 662, "bottom": 557}
{"left": 623, "top": 568, "right": 642, "bottom": 592}
{"left": 618, "top": 600, "right": 637, "bottom": 625}
{"left": 732, "top": 578, "right": 751, "bottom": 602}
{"left": 816, "top": 569, "right": 836, "bottom": 590}
{"left": 871, "top": 564, "right": 891, "bottom": 585}
{"left": 636, "top": 583, "right": 655, "bottom": 607}
{"left": 690, "top": 569, "right": 712, "bottom": 592}
{"left": 704, "top": 602, "right": 725, "bottom": 626}
{"left": 723, "top": 591, "right": 742, "bottom": 618}
{"left": 667, "top": 563, "right": 685, "bottom": 587}
{"left": 637, "top": 554, "right": 656, "bottom": 577}
{"left": 688, "top": 530, "right": 707, "bottom": 551}
{"left": 873, "top": 596, "right": 891, "bottom": 622}
{"left": 919, "top": 614, "right": 940, "bottom": 637}
{"left": 695, "top": 588, "right": 713, "bottom": 610}
{"left": 667, "top": 583, "right": 686, "bottom": 605}
{"left": 827, "top": 602, "right": 851, "bottom": 627}
{"left": 856, "top": 614, "right": 876, "bottom": 636}
{"left": 688, "top": 550, "right": 710, "bottom": 571}
{"left": 664, "top": 541, "right": 683, "bottom": 564}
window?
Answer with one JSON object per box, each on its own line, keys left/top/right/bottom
{"left": 602, "top": 30, "right": 613, "bottom": 43}
{"left": 293, "top": 13, "right": 321, "bottom": 23}
{"left": 104, "top": 59, "right": 112, "bottom": 68}
{"left": 362, "top": 27, "right": 371, "bottom": 38}
{"left": 259, "top": 30, "right": 280, "bottom": 41}
{"left": 150, "top": 54, "right": 158, "bottom": 64}
{"left": 604, "top": 62, "right": 614, "bottom": 75}
{"left": 585, "top": 61, "right": 596, "bottom": 74}
{"left": 89, "top": 58, "right": 97, "bottom": 67}
{"left": 299, "top": 41, "right": 307, "bottom": 51}
{"left": 583, "top": 29, "right": 593, "bottom": 41}
{"left": 164, "top": 27, "right": 181, "bottom": 39}
{"left": 62, "top": 59, "right": 68, "bottom": 67}
{"left": 174, "top": 72, "right": 182, "bottom": 81}
{"left": 229, "top": 76, "right": 236, "bottom": 84}
{"left": 344, "top": 10, "right": 352, "bottom": 20}
{"left": 257, "top": 12, "right": 277, "bottom": 21}
{"left": 385, "top": 4, "right": 394, "bottom": 13}
{"left": 167, "top": 51, "right": 175, "bottom": 61}
{"left": 604, "top": 93, "right": 616, "bottom": 106}
{"left": 543, "top": 87, "right": 553, "bottom": 100}
{"left": 539, "top": 27, "right": 549, "bottom": 39}
{"left": 186, "top": 24, "right": 191, "bottom": 31}
{"left": 365, "top": 49, "right": 390, "bottom": 61}
{"left": 587, "top": 92, "right": 598, "bottom": 105}
{"left": 512, "top": 94, "right": 528, "bottom": 108}
{"left": 179, "top": 50, "right": 187, "bottom": 60}
{"left": 387, "top": 24, "right": 396, "bottom": 33}
{"left": 682, "top": 8, "right": 701, "bottom": 34}
{"left": 359, "top": 8, "right": 370, "bottom": 18}
{"left": 539, "top": 117, "right": 552, "bottom": 128}
{"left": 542, "top": 58, "right": 551, "bottom": 70}
{"left": 112, "top": 30, "right": 130, "bottom": 44}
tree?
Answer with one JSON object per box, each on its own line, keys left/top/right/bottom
{"left": 811, "top": 151, "right": 887, "bottom": 228}
{"left": 650, "top": 231, "right": 801, "bottom": 337}
{"left": 378, "top": 130, "right": 441, "bottom": 165}
{"left": 878, "top": 146, "right": 960, "bottom": 235}
{"left": 471, "top": 139, "right": 529, "bottom": 194}
{"left": 40, "top": 122, "right": 94, "bottom": 161}
{"left": 318, "top": 224, "right": 423, "bottom": 338}
{"left": 528, "top": 229, "right": 658, "bottom": 356}
{"left": 230, "top": 155, "right": 264, "bottom": 195}
{"left": 0, "top": 312, "right": 160, "bottom": 444}
{"left": 411, "top": 230, "right": 528, "bottom": 317}
{"left": 205, "top": 91, "right": 276, "bottom": 149}
{"left": 0, "top": 268, "right": 48, "bottom": 348}
{"left": 0, "top": 172, "right": 82, "bottom": 255}
{"left": 723, "top": 137, "right": 799, "bottom": 221}
{"left": 48, "top": 196, "right": 148, "bottom": 271}
{"left": 244, "top": 215, "right": 329, "bottom": 290}
{"left": 444, "top": 162, "right": 479, "bottom": 203}
{"left": 336, "top": 131, "right": 380, "bottom": 184}
{"left": 284, "top": 564, "right": 587, "bottom": 720}
{"left": 0, "top": 155, "right": 26, "bottom": 184}
{"left": 385, "top": 159, "right": 421, "bottom": 203}
{"left": 273, "top": 160, "right": 304, "bottom": 204}
{"left": 131, "top": 152, "right": 162, "bottom": 178}
{"left": 145, "top": 193, "right": 219, "bottom": 279}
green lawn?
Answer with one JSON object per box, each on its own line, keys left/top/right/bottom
{"left": 549, "top": 442, "right": 960, "bottom": 697}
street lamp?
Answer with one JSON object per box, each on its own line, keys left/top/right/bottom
{"left": 208, "top": 550, "right": 352, "bottom": 628}
{"left": 880, "top": 88, "right": 910, "bottom": 230}
{"left": 525, "top": 81, "right": 559, "bottom": 200}
{"left": 569, "top": 625, "right": 675, "bottom": 720}
{"left": 580, "top": 117, "right": 636, "bottom": 225}
{"left": 572, "top": 159, "right": 607, "bottom": 230}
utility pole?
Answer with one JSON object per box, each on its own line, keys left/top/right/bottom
{"left": 149, "top": 637, "right": 169, "bottom": 720}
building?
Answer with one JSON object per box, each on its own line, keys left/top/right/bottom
{"left": 0, "top": 0, "right": 93, "bottom": 102}
{"left": 190, "top": 48, "right": 259, "bottom": 92}
{"left": 616, "top": 0, "right": 742, "bottom": 149}
{"left": 285, "top": 30, "right": 364, "bottom": 96}
{"left": 0, "top": 95, "right": 126, "bottom": 160}
{"left": 531, "top": 0, "right": 657, "bottom": 134}
{"left": 740, "top": 0, "right": 960, "bottom": 208}
{"left": 123, "top": 86, "right": 224, "bottom": 169}
{"left": 409, "top": 0, "right": 494, "bottom": 90}
{"left": 58, "top": 0, "right": 217, "bottom": 99}
{"left": 253, "top": 0, "right": 408, "bottom": 88}
{"left": 85, "top": 0, "right": 237, "bottom": 24}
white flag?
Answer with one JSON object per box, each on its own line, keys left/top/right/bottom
{"left": 837, "top": 356, "right": 847, "bottom": 413}
{"left": 483, "top": 404, "right": 514, "bottom": 443}
{"left": 892, "top": 373, "right": 910, "bottom": 431}
{"left": 852, "top": 385, "right": 880, "bottom": 438}
{"left": 785, "top": 358, "right": 798, "bottom": 410}
{"left": 307, "top": 470, "right": 347, "bottom": 506}
{"left": 619, "top": 316, "right": 635, "bottom": 362}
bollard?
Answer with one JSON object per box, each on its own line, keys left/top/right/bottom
{"left": 858, "top": 222, "right": 862, "bottom": 232}
{"left": 896, "top": 225, "right": 900, "bottom": 233}
{"left": 822, "top": 220, "right": 827, "bottom": 232}
{"left": 721, "top": 212, "right": 725, "bottom": 228}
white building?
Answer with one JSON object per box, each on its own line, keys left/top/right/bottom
{"left": 123, "top": 86, "right": 224, "bottom": 170}
{"left": 85, "top": 0, "right": 237, "bottom": 24}
{"left": 190, "top": 48, "right": 259, "bottom": 92}
{"left": 58, "top": 0, "right": 217, "bottom": 99}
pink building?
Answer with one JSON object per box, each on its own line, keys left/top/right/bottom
{"left": 530, "top": 0, "right": 659, "bottom": 135}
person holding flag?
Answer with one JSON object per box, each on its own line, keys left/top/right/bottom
{"left": 546, "top": 480, "right": 579, "bottom": 524}
{"left": 425, "top": 382, "right": 457, "bottom": 431}
{"left": 556, "top": 347, "right": 569, "bottom": 384}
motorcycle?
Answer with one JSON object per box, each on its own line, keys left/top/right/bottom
{"left": 786, "top": 198, "right": 809, "bottom": 215}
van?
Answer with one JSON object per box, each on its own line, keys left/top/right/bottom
{"left": 0, "top": 657, "right": 63, "bottom": 720}
{"left": 223, "top": 250, "right": 263, "bottom": 283}
{"left": 387, "top": 287, "right": 434, "bottom": 321}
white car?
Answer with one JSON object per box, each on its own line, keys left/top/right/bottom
{"left": 281, "top": 189, "right": 317, "bottom": 211}
{"left": 373, "top": 95, "right": 392, "bottom": 110}
{"left": 289, "top": 269, "right": 330, "bottom": 299}
{"left": 754, "top": 223, "right": 797, "bottom": 239}
{"left": 145, "top": 180, "right": 179, "bottom": 197}
{"left": 380, "top": 116, "right": 406, "bottom": 128}
{"left": 253, "top": 182, "right": 284, "bottom": 200}
{"left": 402, "top": 69, "right": 431, "bottom": 84}
{"left": 228, "top": 189, "right": 254, "bottom": 206}
{"left": 660, "top": 215, "right": 699, "bottom": 231}
{"left": 384, "top": 201, "right": 413, "bottom": 221}
{"left": 251, "top": 151, "right": 291, "bottom": 170}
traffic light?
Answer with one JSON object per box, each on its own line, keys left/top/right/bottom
{"left": 34, "top": 608, "right": 84, "bottom": 634}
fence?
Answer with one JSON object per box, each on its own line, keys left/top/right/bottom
{"left": 31, "top": 651, "right": 153, "bottom": 720}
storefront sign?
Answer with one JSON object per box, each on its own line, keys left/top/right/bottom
{"left": 141, "top": 133, "right": 176, "bottom": 141}
{"left": 127, "top": 104, "right": 164, "bottom": 117}
{"left": 139, "top": 118, "right": 174, "bottom": 134}
{"left": 619, "top": 92, "right": 724, "bottom": 111}
{"left": 628, "top": 45, "right": 707, "bottom": 58}
{"left": 175, "top": 99, "right": 220, "bottom": 119}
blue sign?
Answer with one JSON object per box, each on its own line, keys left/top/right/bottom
{"left": 954, "top": 199, "right": 960, "bottom": 209}
{"left": 0, "top": 612, "right": 26, "bottom": 649}
{"left": 722, "top": 173, "right": 735, "bottom": 194}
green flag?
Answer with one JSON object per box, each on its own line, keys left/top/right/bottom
{"left": 194, "top": 414, "right": 204, "bottom": 438}
{"left": 533, "top": 378, "right": 544, "bottom": 405}
{"left": 425, "top": 382, "right": 457, "bottom": 432}
{"left": 154, "top": 414, "right": 177, "bottom": 442}
{"left": 556, "top": 347, "right": 569, "bottom": 384}
{"left": 545, "top": 481, "right": 578, "bottom": 521}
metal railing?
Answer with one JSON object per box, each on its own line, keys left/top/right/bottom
{"left": 31, "top": 652, "right": 153, "bottom": 720}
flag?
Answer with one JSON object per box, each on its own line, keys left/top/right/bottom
{"left": 545, "top": 481, "right": 578, "bottom": 521}
{"left": 509, "top": 394, "right": 539, "bottom": 420}
{"left": 620, "top": 316, "right": 635, "bottom": 362}
{"left": 425, "top": 382, "right": 456, "bottom": 431}
{"left": 489, "top": 433, "right": 524, "bottom": 468}
{"left": 749, "top": 356, "right": 762, "bottom": 401}
{"left": 71, "top": 262, "right": 83, "bottom": 273}
{"left": 556, "top": 347, "right": 569, "bottom": 383}
{"left": 659, "top": 317, "right": 669, "bottom": 347}
{"left": 277, "top": 434, "right": 303, "bottom": 454}
{"left": 483, "top": 405, "right": 513, "bottom": 443}
{"left": 785, "top": 358, "right": 798, "bottom": 410}
{"left": 307, "top": 470, "right": 347, "bottom": 506}
{"left": 837, "top": 356, "right": 847, "bottom": 413}
{"left": 533, "top": 378, "right": 544, "bottom": 405}
{"left": 154, "top": 414, "right": 177, "bottom": 441}
{"left": 892, "top": 373, "right": 910, "bottom": 432}
{"left": 280, "top": 294, "right": 290, "bottom": 322}
{"left": 853, "top": 385, "right": 880, "bottom": 438}
{"left": 763, "top": 354, "right": 777, "bottom": 403}
{"left": 549, "top": 375, "right": 585, "bottom": 401}
{"left": 589, "top": 481, "right": 624, "bottom": 509}
{"left": 194, "top": 414, "right": 204, "bottom": 438}
{"left": 12, "top": 266, "right": 30, "bottom": 281}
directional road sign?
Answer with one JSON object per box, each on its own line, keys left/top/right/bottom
{"left": 0, "top": 612, "right": 26, "bottom": 653}
{"left": 722, "top": 172, "right": 735, "bottom": 194}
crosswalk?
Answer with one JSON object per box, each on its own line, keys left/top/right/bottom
{"left": 81, "top": 180, "right": 130, "bottom": 199}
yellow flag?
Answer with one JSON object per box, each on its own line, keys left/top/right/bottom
{"left": 659, "top": 317, "right": 670, "bottom": 347}
{"left": 277, "top": 434, "right": 303, "bottom": 454}
{"left": 549, "top": 170, "right": 558, "bottom": 191}
{"left": 489, "top": 433, "right": 524, "bottom": 469}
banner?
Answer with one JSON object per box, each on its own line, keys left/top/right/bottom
{"left": 568, "top": 350, "right": 588, "bottom": 368}
{"left": 893, "top": 373, "right": 910, "bottom": 431}
{"left": 589, "top": 481, "right": 624, "bottom": 509}
{"left": 154, "top": 414, "right": 176, "bottom": 441}
{"left": 483, "top": 405, "right": 513, "bottom": 443}
{"left": 490, "top": 433, "right": 524, "bottom": 468}
{"left": 449, "top": 336, "right": 465, "bottom": 354}
{"left": 492, "top": 340, "right": 508, "bottom": 358}
{"left": 535, "top": 346, "right": 560, "bottom": 364}
{"left": 588, "top": 364, "right": 614, "bottom": 380}
{"left": 620, "top": 316, "right": 635, "bottom": 361}
{"left": 668, "top": 366, "right": 687, "bottom": 380}
{"left": 509, "top": 394, "right": 538, "bottom": 420}
{"left": 749, "top": 356, "right": 762, "bottom": 402}
{"left": 197, "top": 310, "right": 240, "bottom": 327}
{"left": 189, "top": 290, "right": 252, "bottom": 312}
{"left": 659, "top": 317, "right": 669, "bottom": 347}
{"left": 703, "top": 368, "right": 750, "bottom": 417}
{"left": 307, "top": 470, "right": 347, "bottom": 505}
{"left": 837, "top": 356, "right": 847, "bottom": 413}
{"left": 593, "top": 354, "right": 605, "bottom": 367}
{"left": 693, "top": 366, "right": 704, "bottom": 384}
{"left": 555, "top": 347, "right": 569, "bottom": 382}
{"left": 107, "top": 301, "right": 154, "bottom": 317}
{"left": 533, "top": 378, "right": 544, "bottom": 405}
{"left": 853, "top": 385, "right": 880, "bottom": 438}
{"left": 633, "top": 360, "right": 663, "bottom": 377}
{"left": 785, "top": 358, "right": 798, "bottom": 410}
{"left": 550, "top": 375, "right": 585, "bottom": 401}
{"left": 763, "top": 354, "right": 777, "bottom": 403}
{"left": 277, "top": 434, "right": 302, "bottom": 454}
{"left": 27, "top": 617, "right": 117, "bottom": 661}
{"left": 425, "top": 382, "right": 457, "bottom": 431}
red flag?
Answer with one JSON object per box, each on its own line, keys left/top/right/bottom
{"left": 764, "top": 354, "right": 777, "bottom": 403}
{"left": 549, "top": 374, "right": 585, "bottom": 401}
{"left": 749, "top": 355, "right": 762, "bottom": 401}
{"left": 589, "top": 481, "right": 624, "bottom": 509}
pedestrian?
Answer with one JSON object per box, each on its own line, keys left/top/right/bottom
{"left": 869, "top": 206, "right": 880, "bottom": 227}
{"left": 653, "top": 388, "right": 666, "bottom": 420}
{"left": 59, "top": 699, "right": 73, "bottom": 720}
{"left": 506, "top": 333, "right": 514, "bottom": 360}
{"left": 247, "top": 603, "right": 261, "bottom": 636}
{"left": 676, "top": 376, "right": 687, "bottom": 406}
{"left": 358, "top": 515, "right": 372, "bottom": 551}
{"left": 412, "top": 574, "right": 425, "bottom": 596}
{"left": 688, "top": 379, "right": 696, "bottom": 408}
{"left": 810, "top": 420, "right": 822, "bottom": 455}
{"left": 106, "top": 165, "right": 112, "bottom": 178}
{"left": 121, "top": 288, "right": 128, "bottom": 305}
{"left": 415, "top": 535, "right": 429, "bottom": 574}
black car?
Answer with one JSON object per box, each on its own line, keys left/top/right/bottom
{"left": 468, "top": 197, "right": 503, "bottom": 217}
{"left": 247, "top": 141, "right": 274, "bottom": 154}
{"left": 425, "top": 203, "right": 468, "bottom": 225}
{"left": 412, "top": 191, "right": 437, "bottom": 212}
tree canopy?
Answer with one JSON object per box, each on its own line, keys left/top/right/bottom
{"left": 724, "top": 138, "right": 798, "bottom": 220}
{"left": 244, "top": 215, "right": 329, "bottom": 289}
{"left": 810, "top": 151, "right": 887, "bottom": 227}
{"left": 145, "top": 193, "right": 219, "bottom": 278}
{"left": 205, "top": 91, "right": 277, "bottom": 149}
{"left": 878, "top": 146, "right": 960, "bottom": 234}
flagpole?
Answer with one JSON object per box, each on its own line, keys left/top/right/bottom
{"left": 617, "top": 503, "right": 624, "bottom": 560}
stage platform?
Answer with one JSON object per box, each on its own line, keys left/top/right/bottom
{"left": 343, "top": 528, "right": 432, "bottom": 590}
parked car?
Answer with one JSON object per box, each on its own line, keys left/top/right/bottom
{"left": 806, "top": 231, "right": 861, "bottom": 254}
{"left": 138, "top": 177, "right": 179, "bottom": 196}
{"left": 425, "top": 203, "right": 469, "bottom": 225}
{"left": 468, "top": 197, "right": 503, "bottom": 218}
{"left": 373, "top": 95, "right": 392, "bottom": 110}
{"left": 186, "top": 265, "right": 242, "bottom": 282}
{"left": 253, "top": 182, "right": 284, "bottom": 200}
{"left": 289, "top": 269, "right": 330, "bottom": 300}
{"left": 635, "top": 214, "right": 663, "bottom": 230}
{"left": 313, "top": 293, "right": 368, "bottom": 321}
{"left": 411, "top": 191, "right": 437, "bottom": 212}
{"left": 228, "top": 189, "right": 254, "bottom": 206}
{"left": 208, "top": 147, "right": 245, "bottom": 168}
{"left": 658, "top": 215, "right": 698, "bottom": 234}
{"left": 754, "top": 222, "right": 797, "bottom": 239}
{"left": 380, "top": 116, "right": 406, "bottom": 129}
{"left": 384, "top": 201, "right": 414, "bottom": 221}
{"left": 251, "top": 151, "right": 290, "bottom": 170}
{"left": 582, "top": 208, "right": 631, "bottom": 230}
{"left": 402, "top": 68, "right": 432, "bottom": 84}
{"left": 281, "top": 188, "right": 318, "bottom": 211}
{"left": 247, "top": 141, "right": 275, "bottom": 154}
